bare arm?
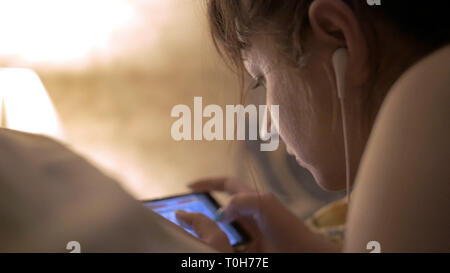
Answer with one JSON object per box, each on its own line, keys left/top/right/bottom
{"left": 344, "top": 46, "right": 450, "bottom": 252}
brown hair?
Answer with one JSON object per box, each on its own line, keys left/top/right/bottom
{"left": 206, "top": 0, "right": 450, "bottom": 126}
{"left": 207, "top": 0, "right": 450, "bottom": 73}
{"left": 207, "top": 0, "right": 312, "bottom": 73}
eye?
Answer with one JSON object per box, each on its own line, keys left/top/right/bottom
{"left": 251, "top": 76, "right": 266, "bottom": 90}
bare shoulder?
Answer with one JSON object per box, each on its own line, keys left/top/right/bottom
{"left": 344, "top": 46, "right": 450, "bottom": 252}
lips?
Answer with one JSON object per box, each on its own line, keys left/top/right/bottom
{"left": 286, "top": 146, "right": 306, "bottom": 167}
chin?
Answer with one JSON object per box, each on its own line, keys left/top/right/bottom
{"left": 309, "top": 166, "right": 347, "bottom": 192}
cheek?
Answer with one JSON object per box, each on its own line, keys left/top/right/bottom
{"left": 262, "top": 54, "right": 346, "bottom": 190}
{"left": 266, "top": 74, "right": 316, "bottom": 158}
{"left": 266, "top": 69, "right": 341, "bottom": 169}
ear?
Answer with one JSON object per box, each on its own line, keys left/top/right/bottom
{"left": 308, "top": 0, "right": 370, "bottom": 87}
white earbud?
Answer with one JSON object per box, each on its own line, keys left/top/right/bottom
{"left": 332, "top": 48, "right": 352, "bottom": 203}
{"left": 332, "top": 48, "right": 348, "bottom": 99}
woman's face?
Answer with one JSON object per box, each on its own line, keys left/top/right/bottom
{"left": 243, "top": 34, "right": 346, "bottom": 191}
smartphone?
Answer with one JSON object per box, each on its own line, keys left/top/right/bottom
{"left": 142, "top": 192, "right": 250, "bottom": 246}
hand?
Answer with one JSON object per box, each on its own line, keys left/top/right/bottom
{"left": 175, "top": 210, "right": 233, "bottom": 253}
{"left": 176, "top": 177, "right": 325, "bottom": 252}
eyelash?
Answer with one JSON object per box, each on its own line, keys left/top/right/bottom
{"left": 251, "top": 76, "right": 266, "bottom": 90}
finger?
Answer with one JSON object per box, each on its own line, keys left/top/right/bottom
{"left": 222, "top": 192, "right": 272, "bottom": 223}
{"left": 237, "top": 217, "right": 264, "bottom": 253}
{"left": 188, "top": 177, "right": 230, "bottom": 192}
{"left": 237, "top": 217, "right": 260, "bottom": 236}
{"left": 175, "top": 211, "right": 219, "bottom": 238}
{"left": 188, "top": 177, "right": 251, "bottom": 194}
{"left": 175, "top": 210, "right": 233, "bottom": 253}
{"left": 175, "top": 210, "right": 194, "bottom": 230}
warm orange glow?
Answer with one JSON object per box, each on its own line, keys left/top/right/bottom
{"left": 0, "top": 68, "right": 64, "bottom": 139}
{"left": 0, "top": 0, "right": 137, "bottom": 66}
{"left": 0, "top": 0, "right": 242, "bottom": 200}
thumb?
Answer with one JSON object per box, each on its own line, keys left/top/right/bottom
{"left": 175, "top": 211, "right": 219, "bottom": 238}
{"left": 222, "top": 192, "right": 273, "bottom": 223}
{"left": 175, "top": 210, "right": 233, "bottom": 253}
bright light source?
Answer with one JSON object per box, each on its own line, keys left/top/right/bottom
{"left": 0, "top": 0, "right": 136, "bottom": 66}
{"left": 0, "top": 68, "right": 64, "bottom": 140}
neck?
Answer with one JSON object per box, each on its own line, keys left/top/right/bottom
{"left": 340, "top": 96, "right": 370, "bottom": 189}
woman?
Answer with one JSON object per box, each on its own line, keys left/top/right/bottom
{"left": 175, "top": 0, "right": 450, "bottom": 252}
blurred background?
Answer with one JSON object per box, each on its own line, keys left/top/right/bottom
{"left": 0, "top": 0, "right": 343, "bottom": 219}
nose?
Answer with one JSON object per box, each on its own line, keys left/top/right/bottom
{"left": 259, "top": 104, "right": 279, "bottom": 141}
